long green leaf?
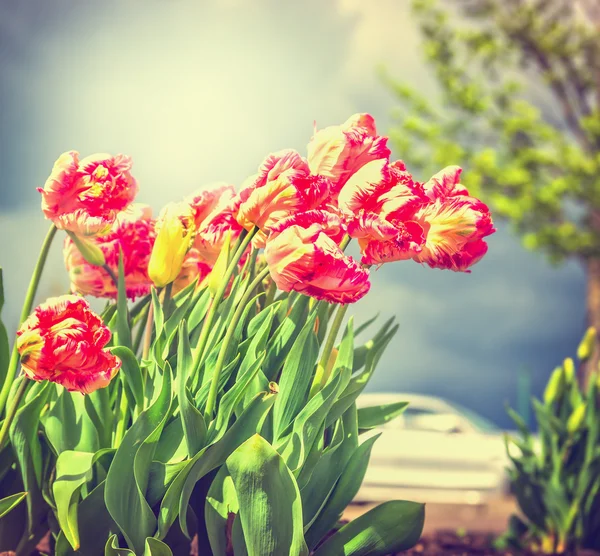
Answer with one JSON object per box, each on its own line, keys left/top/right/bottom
{"left": 105, "top": 367, "right": 172, "bottom": 553}
{"left": 313, "top": 500, "right": 424, "bottom": 556}
{"left": 0, "top": 491, "right": 27, "bottom": 519}
{"left": 116, "top": 250, "right": 132, "bottom": 349}
{"left": 226, "top": 434, "right": 308, "bottom": 556}
{"left": 357, "top": 401, "right": 408, "bottom": 430}
{"left": 112, "top": 346, "right": 144, "bottom": 411}
{"left": 273, "top": 312, "right": 319, "bottom": 441}
{"left": 205, "top": 466, "right": 239, "bottom": 556}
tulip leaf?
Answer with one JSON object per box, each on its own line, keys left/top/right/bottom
{"left": 144, "top": 537, "right": 173, "bottom": 556}
{"left": 205, "top": 466, "right": 239, "bottom": 556}
{"left": 53, "top": 450, "right": 95, "bottom": 550}
{"left": 156, "top": 392, "right": 275, "bottom": 539}
{"left": 305, "top": 433, "right": 381, "bottom": 548}
{"left": 357, "top": 401, "right": 408, "bottom": 430}
{"left": 225, "top": 434, "right": 309, "bottom": 556}
{"left": 54, "top": 481, "right": 117, "bottom": 556}
{"left": 116, "top": 249, "right": 132, "bottom": 349}
{"left": 326, "top": 323, "right": 398, "bottom": 428}
{"left": 187, "top": 287, "right": 211, "bottom": 333}
{"left": 111, "top": 346, "right": 144, "bottom": 411}
{"left": 151, "top": 287, "right": 164, "bottom": 339}
{"left": 263, "top": 294, "right": 310, "bottom": 381}
{"left": 273, "top": 311, "right": 319, "bottom": 441}
{"left": 105, "top": 366, "right": 173, "bottom": 553}
{"left": 0, "top": 491, "right": 27, "bottom": 519}
{"left": 312, "top": 500, "right": 424, "bottom": 556}
{"left": 176, "top": 320, "right": 206, "bottom": 458}
{"left": 105, "top": 534, "right": 135, "bottom": 555}
{"left": 44, "top": 386, "right": 99, "bottom": 453}
{"left": 9, "top": 379, "right": 51, "bottom": 535}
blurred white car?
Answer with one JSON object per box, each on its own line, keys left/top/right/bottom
{"left": 354, "top": 393, "right": 512, "bottom": 505}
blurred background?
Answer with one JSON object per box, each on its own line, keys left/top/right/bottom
{"left": 0, "top": 0, "right": 588, "bottom": 434}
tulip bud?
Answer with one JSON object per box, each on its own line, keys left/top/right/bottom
{"left": 566, "top": 403, "right": 587, "bottom": 434}
{"left": 148, "top": 202, "right": 195, "bottom": 288}
{"left": 543, "top": 367, "right": 565, "bottom": 406}
{"left": 577, "top": 327, "right": 597, "bottom": 362}
{"left": 563, "top": 358, "right": 576, "bottom": 383}
{"left": 66, "top": 231, "right": 106, "bottom": 266}
{"left": 207, "top": 229, "right": 231, "bottom": 297}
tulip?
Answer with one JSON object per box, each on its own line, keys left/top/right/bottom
{"left": 64, "top": 204, "right": 155, "bottom": 300}
{"left": 186, "top": 183, "right": 237, "bottom": 229}
{"left": 148, "top": 202, "right": 196, "bottom": 288}
{"left": 237, "top": 150, "right": 331, "bottom": 245}
{"left": 38, "top": 151, "right": 138, "bottom": 237}
{"left": 16, "top": 295, "right": 121, "bottom": 393}
{"left": 307, "top": 113, "right": 391, "bottom": 197}
{"left": 264, "top": 210, "right": 370, "bottom": 304}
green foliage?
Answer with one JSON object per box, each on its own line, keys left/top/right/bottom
{"left": 502, "top": 328, "right": 600, "bottom": 553}
{"left": 387, "top": 0, "right": 600, "bottom": 263}
{"left": 0, "top": 253, "right": 424, "bottom": 553}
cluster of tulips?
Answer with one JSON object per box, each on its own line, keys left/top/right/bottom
{"left": 0, "top": 113, "right": 494, "bottom": 555}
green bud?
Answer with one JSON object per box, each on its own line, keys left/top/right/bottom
{"left": 577, "top": 327, "right": 597, "bottom": 362}
{"left": 543, "top": 367, "right": 565, "bottom": 405}
{"left": 66, "top": 231, "right": 105, "bottom": 266}
{"left": 563, "top": 358, "right": 576, "bottom": 384}
{"left": 567, "top": 403, "right": 587, "bottom": 434}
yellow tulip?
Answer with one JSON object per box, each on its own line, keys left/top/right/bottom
{"left": 148, "top": 202, "right": 195, "bottom": 288}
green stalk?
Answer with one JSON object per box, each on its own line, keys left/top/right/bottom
{"left": 204, "top": 266, "right": 270, "bottom": 419}
{"left": 162, "top": 282, "right": 174, "bottom": 321}
{"left": 193, "top": 228, "right": 257, "bottom": 368}
{"left": 0, "top": 224, "right": 57, "bottom": 417}
{"left": 113, "top": 382, "right": 129, "bottom": 447}
{"left": 0, "top": 378, "right": 28, "bottom": 449}
{"left": 309, "top": 303, "right": 348, "bottom": 397}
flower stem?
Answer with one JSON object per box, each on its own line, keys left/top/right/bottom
{"left": 310, "top": 303, "right": 348, "bottom": 397}
{"left": 193, "top": 228, "right": 257, "bottom": 369}
{"left": 205, "top": 266, "right": 270, "bottom": 419}
{"left": 113, "top": 382, "right": 129, "bottom": 447}
{"left": 0, "top": 224, "right": 57, "bottom": 417}
{"left": 0, "top": 378, "right": 28, "bottom": 450}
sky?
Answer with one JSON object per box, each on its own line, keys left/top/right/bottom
{"left": 0, "top": 0, "right": 587, "bottom": 428}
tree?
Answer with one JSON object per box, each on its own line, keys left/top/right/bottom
{"left": 387, "top": 0, "right": 600, "bottom": 384}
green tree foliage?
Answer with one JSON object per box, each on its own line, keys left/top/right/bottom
{"left": 388, "top": 0, "right": 600, "bottom": 381}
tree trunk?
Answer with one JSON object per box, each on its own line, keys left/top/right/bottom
{"left": 583, "top": 257, "right": 600, "bottom": 388}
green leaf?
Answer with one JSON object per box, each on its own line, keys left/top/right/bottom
{"left": 105, "top": 367, "right": 173, "bottom": 553}
{"left": 44, "top": 386, "right": 99, "bottom": 453}
{"left": 0, "top": 492, "right": 27, "bottom": 519}
{"left": 144, "top": 537, "right": 173, "bottom": 556}
{"left": 357, "top": 401, "right": 408, "bottom": 430}
{"left": 157, "top": 392, "right": 276, "bottom": 539}
{"left": 313, "top": 500, "right": 424, "bottom": 556}
{"left": 84, "top": 386, "right": 113, "bottom": 449}
{"left": 177, "top": 320, "right": 206, "bottom": 457}
{"left": 273, "top": 311, "right": 319, "bottom": 441}
{"left": 205, "top": 466, "right": 239, "bottom": 556}
{"left": 53, "top": 451, "right": 95, "bottom": 550}
{"left": 305, "top": 433, "right": 381, "bottom": 548}
{"left": 151, "top": 288, "right": 164, "bottom": 339}
{"left": 116, "top": 250, "right": 132, "bottom": 349}
{"left": 112, "top": 346, "right": 144, "bottom": 411}
{"left": 263, "top": 294, "right": 310, "bottom": 381}
{"left": 9, "top": 380, "right": 50, "bottom": 535}
{"left": 55, "top": 481, "right": 117, "bottom": 556}
{"left": 277, "top": 366, "right": 347, "bottom": 473}
{"left": 105, "top": 534, "right": 135, "bottom": 555}
{"left": 226, "top": 434, "right": 308, "bottom": 556}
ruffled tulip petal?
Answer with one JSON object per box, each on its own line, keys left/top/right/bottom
{"left": 38, "top": 151, "right": 138, "bottom": 237}
{"left": 264, "top": 211, "right": 369, "bottom": 304}
{"left": 412, "top": 196, "right": 495, "bottom": 272}
{"left": 237, "top": 149, "right": 331, "bottom": 240}
{"left": 64, "top": 203, "right": 155, "bottom": 300}
{"left": 422, "top": 165, "right": 468, "bottom": 201}
{"left": 17, "top": 295, "right": 120, "bottom": 394}
{"left": 307, "top": 113, "right": 391, "bottom": 197}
